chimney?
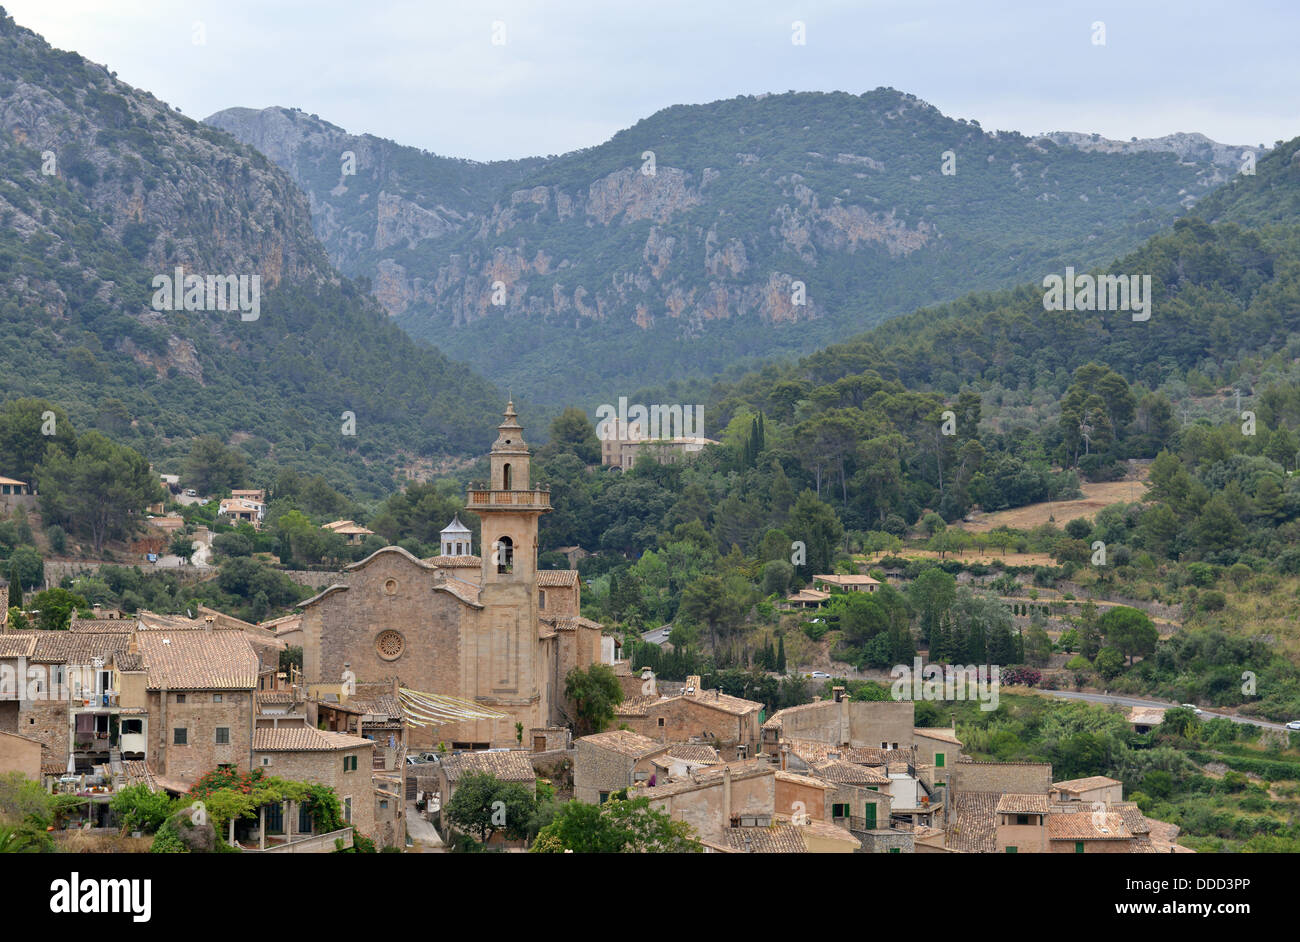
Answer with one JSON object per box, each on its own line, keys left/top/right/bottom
{"left": 780, "top": 742, "right": 789, "bottom": 772}
{"left": 723, "top": 765, "right": 732, "bottom": 825}
{"left": 832, "top": 686, "right": 845, "bottom": 703}
{"left": 204, "top": 614, "right": 215, "bottom": 632}
{"left": 685, "top": 675, "right": 700, "bottom": 694}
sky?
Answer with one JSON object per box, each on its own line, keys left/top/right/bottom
{"left": 5, "top": 0, "right": 1297, "bottom": 162}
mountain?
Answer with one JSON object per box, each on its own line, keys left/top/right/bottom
{"left": 694, "top": 133, "right": 1300, "bottom": 448}
{"left": 0, "top": 10, "right": 502, "bottom": 496}
{"left": 207, "top": 93, "right": 1261, "bottom": 407}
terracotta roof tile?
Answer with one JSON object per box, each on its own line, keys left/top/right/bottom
{"left": 949, "top": 792, "right": 1001, "bottom": 853}
{"left": 577, "top": 730, "right": 666, "bottom": 759}
{"left": 440, "top": 750, "right": 536, "bottom": 783}
{"left": 996, "top": 793, "right": 1051, "bottom": 814}
{"left": 254, "top": 728, "right": 373, "bottom": 751}
{"left": 1047, "top": 811, "right": 1132, "bottom": 841}
{"left": 536, "top": 570, "right": 579, "bottom": 587}
{"left": 137, "top": 631, "right": 258, "bottom": 690}
{"left": 1052, "top": 775, "right": 1122, "bottom": 793}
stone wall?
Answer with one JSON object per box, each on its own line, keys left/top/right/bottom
{"left": 149, "top": 689, "right": 254, "bottom": 786}
{"left": 256, "top": 743, "right": 376, "bottom": 840}
{"left": 949, "top": 761, "right": 1053, "bottom": 795}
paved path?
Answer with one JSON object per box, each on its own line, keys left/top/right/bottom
{"left": 405, "top": 801, "right": 444, "bottom": 852}
{"left": 1044, "top": 689, "right": 1292, "bottom": 732}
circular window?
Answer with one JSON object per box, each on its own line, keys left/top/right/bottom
{"left": 375, "top": 630, "right": 405, "bottom": 661}
{"left": 384, "top": 579, "right": 398, "bottom": 595}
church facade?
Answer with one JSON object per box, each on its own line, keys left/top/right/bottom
{"left": 300, "top": 403, "right": 604, "bottom": 748}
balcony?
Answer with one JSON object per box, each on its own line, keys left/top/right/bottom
{"left": 466, "top": 487, "right": 550, "bottom": 509}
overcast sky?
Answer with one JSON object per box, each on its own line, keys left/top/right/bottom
{"left": 6, "top": 0, "right": 1296, "bottom": 161}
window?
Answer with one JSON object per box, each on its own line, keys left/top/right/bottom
{"left": 1006, "top": 846, "right": 1018, "bottom": 854}
{"left": 122, "top": 719, "right": 142, "bottom": 735}
{"left": 598, "top": 792, "right": 610, "bottom": 804}
{"left": 264, "top": 802, "right": 283, "bottom": 834}
{"left": 379, "top": 800, "right": 389, "bottom": 810}
{"left": 261, "top": 757, "right": 271, "bottom": 767}
{"left": 888, "top": 847, "right": 901, "bottom": 854}
{"left": 173, "top": 728, "right": 187, "bottom": 745}
{"left": 215, "top": 727, "right": 230, "bottom": 745}
{"left": 344, "top": 755, "right": 358, "bottom": 772}
{"left": 1016, "top": 814, "right": 1031, "bottom": 826}
{"left": 880, "top": 741, "right": 888, "bottom": 749}
{"left": 298, "top": 805, "right": 313, "bottom": 833}
{"left": 831, "top": 803, "right": 849, "bottom": 818}
{"left": 214, "top": 694, "right": 223, "bottom": 703}
{"left": 935, "top": 751, "right": 945, "bottom": 768}
{"left": 1075, "top": 841, "right": 1085, "bottom": 854}
{"left": 657, "top": 717, "right": 665, "bottom": 727}
{"left": 538, "top": 590, "right": 546, "bottom": 610}
{"left": 375, "top": 630, "right": 405, "bottom": 661}
{"left": 496, "top": 536, "right": 514, "bottom": 573}
{"left": 343, "top": 798, "right": 352, "bottom": 824}
{"left": 502, "top": 463, "right": 512, "bottom": 490}
{"left": 176, "top": 694, "right": 186, "bottom": 704}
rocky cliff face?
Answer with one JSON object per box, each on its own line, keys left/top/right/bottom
{"left": 208, "top": 91, "right": 1259, "bottom": 404}
{"left": 0, "top": 12, "right": 501, "bottom": 488}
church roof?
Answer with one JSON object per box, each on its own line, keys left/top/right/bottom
{"left": 441, "top": 514, "right": 471, "bottom": 535}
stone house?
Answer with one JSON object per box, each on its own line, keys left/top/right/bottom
{"left": 995, "top": 793, "right": 1052, "bottom": 853}
{"left": 574, "top": 729, "right": 668, "bottom": 803}
{"left": 614, "top": 675, "right": 763, "bottom": 758}
{"left": 0, "top": 729, "right": 41, "bottom": 779}
{"left": 435, "top": 750, "right": 538, "bottom": 841}
{"left": 252, "top": 727, "right": 379, "bottom": 842}
{"left": 636, "top": 761, "right": 776, "bottom": 845}
{"left": 1052, "top": 775, "right": 1124, "bottom": 805}
{"left": 761, "top": 693, "right": 916, "bottom": 755}
{"left": 648, "top": 742, "right": 720, "bottom": 780}
{"left": 135, "top": 628, "right": 259, "bottom": 789}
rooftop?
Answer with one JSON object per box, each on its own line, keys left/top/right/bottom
{"left": 577, "top": 729, "right": 666, "bottom": 759}
{"left": 137, "top": 631, "right": 258, "bottom": 690}
{"left": 253, "top": 728, "right": 373, "bottom": 752}
{"left": 440, "top": 750, "right": 536, "bottom": 783}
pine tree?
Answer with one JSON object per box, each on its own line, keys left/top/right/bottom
{"left": 8, "top": 561, "right": 21, "bottom": 609}
{"left": 776, "top": 634, "right": 787, "bottom": 673}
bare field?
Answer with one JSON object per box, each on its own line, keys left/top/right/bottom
{"left": 959, "top": 474, "right": 1149, "bottom": 533}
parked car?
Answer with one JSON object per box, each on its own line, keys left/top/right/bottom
{"left": 418, "top": 752, "right": 440, "bottom": 763}
{"left": 405, "top": 755, "right": 428, "bottom": 765}
{"left": 1286, "top": 720, "right": 1300, "bottom": 731}
{"left": 810, "top": 670, "right": 831, "bottom": 679}
{"left": 1181, "top": 703, "right": 1203, "bottom": 715}
{"left": 184, "top": 488, "right": 197, "bottom": 497}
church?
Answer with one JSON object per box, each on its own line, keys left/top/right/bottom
{"left": 299, "top": 402, "right": 604, "bottom": 748}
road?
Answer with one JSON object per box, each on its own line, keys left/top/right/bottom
{"left": 1045, "top": 689, "right": 1293, "bottom": 732}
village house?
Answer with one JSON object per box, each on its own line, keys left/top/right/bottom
{"left": 1052, "top": 775, "right": 1125, "bottom": 805}
{"left": 322, "top": 519, "right": 376, "bottom": 546}
{"left": 435, "top": 750, "right": 537, "bottom": 845}
{"left": 135, "top": 627, "right": 259, "bottom": 790}
{"left": 635, "top": 760, "right": 776, "bottom": 845}
{"left": 252, "top": 727, "right": 379, "bottom": 844}
{"left": 812, "top": 573, "right": 880, "bottom": 594}
{"left": 219, "top": 497, "right": 266, "bottom": 527}
{"left": 574, "top": 729, "right": 669, "bottom": 802}
{"left": 0, "top": 728, "right": 41, "bottom": 779}
{"left": 613, "top": 674, "right": 763, "bottom": 758}
{"left": 718, "top": 814, "right": 861, "bottom": 854}
{"left": 648, "top": 742, "right": 721, "bottom": 780}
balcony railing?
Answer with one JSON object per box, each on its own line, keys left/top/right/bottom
{"left": 466, "top": 488, "right": 551, "bottom": 508}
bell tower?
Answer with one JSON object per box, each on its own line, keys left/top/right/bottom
{"left": 464, "top": 402, "right": 552, "bottom": 721}
{"left": 469, "top": 400, "right": 550, "bottom": 584}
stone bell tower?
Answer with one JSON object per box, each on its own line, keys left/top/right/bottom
{"left": 464, "top": 402, "right": 551, "bottom": 713}
{"left": 470, "top": 400, "right": 550, "bottom": 585}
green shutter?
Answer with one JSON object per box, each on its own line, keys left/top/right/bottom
{"left": 935, "top": 752, "right": 945, "bottom": 768}
{"left": 1006, "top": 846, "right": 1017, "bottom": 853}
{"left": 888, "top": 847, "right": 900, "bottom": 854}
{"left": 864, "top": 803, "right": 876, "bottom": 829}
{"left": 1075, "top": 841, "right": 1085, "bottom": 854}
